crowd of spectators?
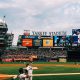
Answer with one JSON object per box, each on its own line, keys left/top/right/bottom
{"left": 1, "top": 48, "right": 67, "bottom": 62}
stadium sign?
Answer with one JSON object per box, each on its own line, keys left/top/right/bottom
{"left": 39, "top": 36, "right": 53, "bottom": 39}
{"left": 32, "top": 31, "right": 66, "bottom": 36}
{"left": 22, "top": 35, "right": 38, "bottom": 39}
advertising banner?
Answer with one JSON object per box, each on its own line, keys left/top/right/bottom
{"left": 54, "top": 36, "right": 66, "bottom": 46}
{"left": 33, "top": 39, "right": 42, "bottom": 46}
{"left": 22, "top": 35, "right": 38, "bottom": 39}
{"left": 22, "top": 39, "right": 32, "bottom": 47}
{"left": 43, "top": 39, "right": 53, "bottom": 47}
{"left": 65, "top": 35, "right": 73, "bottom": 46}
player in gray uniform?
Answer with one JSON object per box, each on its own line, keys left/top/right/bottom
{"left": 12, "top": 68, "right": 29, "bottom": 80}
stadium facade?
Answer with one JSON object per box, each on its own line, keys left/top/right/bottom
{"left": 1, "top": 23, "right": 80, "bottom": 62}
{"left": 0, "top": 19, "right": 8, "bottom": 48}
{"left": 16, "top": 30, "right": 80, "bottom": 62}
{"left": 6, "top": 33, "right": 14, "bottom": 47}
{"left": 0, "top": 19, "right": 14, "bottom": 59}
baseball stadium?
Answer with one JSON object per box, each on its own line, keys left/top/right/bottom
{"left": 0, "top": 19, "right": 80, "bottom": 80}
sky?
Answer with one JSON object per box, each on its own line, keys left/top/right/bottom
{"left": 0, "top": 0, "right": 80, "bottom": 45}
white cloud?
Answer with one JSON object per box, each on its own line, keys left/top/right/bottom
{"left": 0, "top": 2, "right": 17, "bottom": 9}
{"left": 0, "top": 0, "right": 80, "bottom": 45}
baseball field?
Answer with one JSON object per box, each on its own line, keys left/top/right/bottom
{"left": 0, "top": 62, "right": 80, "bottom": 80}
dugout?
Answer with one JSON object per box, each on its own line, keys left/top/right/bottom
{"left": 67, "top": 50, "right": 80, "bottom": 62}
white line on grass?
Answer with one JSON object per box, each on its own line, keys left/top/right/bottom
{"left": 7, "top": 73, "right": 80, "bottom": 77}
{"left": 33, "top": 73, "right": 80, "bottom": 76}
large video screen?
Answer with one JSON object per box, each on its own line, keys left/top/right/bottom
{"left": 72, "top": 29, "right": 80, "bottom": 44}
{"left": 66, "top": 35, "right": 78, "bottom": 46}
{"left": 78, "top": 35, "right": 80, "bottom": 43}
{"left": 22, "top": 39, "right": 32, "bottom": 47}
{"left": 65, "top": 35, "right": 73, "bottom": 46}
{"left": 43, "top": 39, "right": 53, "bottom": 47}
{"left": 54, "top": 36, "right": 66, "bottom": 47}
{"left": 72, "top": 36, "right": 78, "bottom": 46}
{"left": 33, "top": 39, "right": 42, "bottom": 46}
{"left": 72, "top": 29, "right": 80, "bottom": 35}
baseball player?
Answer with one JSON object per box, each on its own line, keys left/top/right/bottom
{"left": 12, "top": 68, "right": 29, "bottom": 80}
{"left": 23, "top": 63, "right": 33, "bottom": 80}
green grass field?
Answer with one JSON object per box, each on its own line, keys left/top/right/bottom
{"left": 0, "top": 62, "right": 80, "bottom": 80}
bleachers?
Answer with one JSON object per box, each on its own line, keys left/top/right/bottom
{"left": 1, "top": 48, "right": 67, "bottom": 62}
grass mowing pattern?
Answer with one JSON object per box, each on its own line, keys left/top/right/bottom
{"left": 33, "top": 75, "right": 80, "bottom": 80}
{"left": 34, "top": 66, "right": 80, "bottom": 74}
{"left": 0, "top": 62, "right": 80, "bottom": 80}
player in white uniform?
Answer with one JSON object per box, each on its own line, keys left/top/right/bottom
{"left": 23, "top": 63, "right": 33, "bottom": 80}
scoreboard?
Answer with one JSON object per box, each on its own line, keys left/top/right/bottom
{"left": 18, "top": 35, "right": 79, "bottom": 47}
